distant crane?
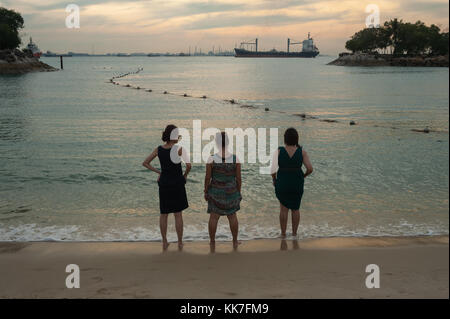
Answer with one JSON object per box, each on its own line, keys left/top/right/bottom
{"left": 287, "top": 38, "right": 301, "bottom": 53}
{"left": 240, "top": 38, "right": 258, "bottom": 52}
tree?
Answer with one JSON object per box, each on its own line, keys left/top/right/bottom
{"left": 394, "top": 21, "right": 430, "bottom": 55}
{"left": 427, "top": 25, "right": 449, "bottom": 55}
{"left": 346, "top": 18, "right": 449, "bottom": 56}
{"left": 0, "top": 7, "right": 24, "bottom": 50}
{"left": 345, "top": 28, "right": 380, "bottom": 53}
{"left": 433, "top": 32, "right": 449, "bottom": 55}
{"left": 384, "top": 18, "right": 402, "bottom": 54}
{"left": 374, "top": 27, "right": 391, "bottom": 52}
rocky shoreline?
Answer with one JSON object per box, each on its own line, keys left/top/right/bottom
{"left": 0, "top": 49, "right": 58, "bottom": 74}
{"left": 328, "top": 53, "right": 449, "bottom": 67}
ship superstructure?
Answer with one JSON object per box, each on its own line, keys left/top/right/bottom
{"left": 26, "top": 37, "right": 42, "bottom": 58}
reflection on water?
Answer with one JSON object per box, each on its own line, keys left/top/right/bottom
{"left": 0, "top": 56, "right": 448, "bottom": 241}
{"left": 280, "top": 239, "right": 300, "bottom": 251}
{"left": 0, "top": 118, "right": 29, "bottom": 142}
{"left": 0, "top": 75, "right": 33, "bottom": 143}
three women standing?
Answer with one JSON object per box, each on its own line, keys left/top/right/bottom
{"left": 143, "top": 125, "right": 312, "bottom": 248}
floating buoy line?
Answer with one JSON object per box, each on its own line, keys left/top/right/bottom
{"left": 107, "top": 67, "right": 444, "bottom": 135}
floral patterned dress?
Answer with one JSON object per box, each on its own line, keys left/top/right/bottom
{"left": 207, "top": 154, "right": 242, "bottom": 215}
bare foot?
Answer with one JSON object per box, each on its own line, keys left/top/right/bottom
{"left": 279, "top": 233, "right": 287, "bottom": 239}
{"left": 178, "top": 242, "right": 184, "bottom": 251}
{"left": 162, "top": 241, "right": 170, "bottom": 251}
{"left": 232, "top": 240, "right": 241, "bottom": 250}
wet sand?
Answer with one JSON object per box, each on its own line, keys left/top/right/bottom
{"left": 0, "top": 236, "right": 448, "bottom": 299}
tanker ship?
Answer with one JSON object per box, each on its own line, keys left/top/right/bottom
{"left": 234, "top": 33, "right": 319, "bottom": 58}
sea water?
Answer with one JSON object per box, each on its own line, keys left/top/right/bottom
{"left": 0, "top": 56, "right": 448, "bottom": 241}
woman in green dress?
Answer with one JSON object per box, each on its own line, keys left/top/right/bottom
{"left": 271, "top": 128, "right": 313, "bottom": 238}
{"left": 204, "top": 132, "right": 242, "bottom": 249}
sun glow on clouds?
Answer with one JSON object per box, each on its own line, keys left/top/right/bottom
{"left": 0, "top": 0, "right": 448, "bottom": 54}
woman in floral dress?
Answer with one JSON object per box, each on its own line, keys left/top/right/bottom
{"left": 204, "top": 132, "right": 242, "bottom": 249}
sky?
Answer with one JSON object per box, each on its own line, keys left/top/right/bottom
{"left": 1, "top": 0, "right": 448, "bottom": 55}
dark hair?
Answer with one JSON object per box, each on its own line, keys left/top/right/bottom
{"left": 220, "top": 132, "right": 227, "bottom": 148}
{"left": 162, "top": 124, "right": 178, "bottom": 142}
{"left": 284, "top": 127, "right": 300, "bottom": 147}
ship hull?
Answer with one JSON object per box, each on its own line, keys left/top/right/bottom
{"left": 234, "top": 48, "right": 319, "bottom": 58}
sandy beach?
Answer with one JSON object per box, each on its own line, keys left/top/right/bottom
{"left": 0, "top": 235, "right": 448, "bottom": 299}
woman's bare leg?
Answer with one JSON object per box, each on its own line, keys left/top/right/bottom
{"left": 159, "top": 214, "right": 169, "bottom": 250}
{"left": 291, "top": 210, "right": 300, "bottom": 236}
{"left": 227, "top": 213, "right": 240, "bottom": 249}
{"left": 279, "top": 204, "right": 289, "bottom": 238}
{"left": 174, "top": 212, "right": 183, "bottom": 248}
{"left": 208, "top": 213, "right": 220, "bottom": 244}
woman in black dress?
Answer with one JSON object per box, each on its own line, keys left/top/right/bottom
{"left": 142, "top": 124, "right": 191, "bottom": 250}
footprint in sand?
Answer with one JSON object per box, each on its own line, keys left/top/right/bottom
{"left": 92, "top": 276, "right": 103, "bottom": 283}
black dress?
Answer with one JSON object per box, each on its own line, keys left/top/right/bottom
{"left": 157, "top": 146, "right": 189, "bottom": 214}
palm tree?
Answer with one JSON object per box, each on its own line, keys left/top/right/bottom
{"left": 384, "top": 18, "right": 402, "bottom": 55}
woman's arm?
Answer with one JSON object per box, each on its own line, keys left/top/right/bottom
{"left": 204, "top": 163, "right": 212, "bottom": 201}
{"left": 178, "top": 146, "right": 191, "bottom": 180}
{"left": 184, "top": 163, "right": 192, "bottom": 180}
{"left": 271, "top": 172, "right": 277, "bottom": 186}
{"left": 270, "top": 149, "right": 279, "bottom": 186}
{"left": 142, "top": 148, "right": 161, "bottom": 176}
{"left": 302, "top": 149, "right": 313, "bottom": 178}
{"left": 236, "top": 163, "right": 242, "bottom": 193}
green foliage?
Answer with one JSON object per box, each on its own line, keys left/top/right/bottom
{"left": 345, "top": 27, "right": 390, "bottom": 53}
{"left": 0, "top": 7, "right": 24, "bottom": 50}
{"left": 346, "top": 18, "right": 449, "bottom": 56}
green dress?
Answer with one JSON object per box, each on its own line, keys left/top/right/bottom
{"left": 275, "top": 146, "right": 304, "bottom": 210}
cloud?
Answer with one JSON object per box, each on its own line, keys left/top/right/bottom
{"left": 1, "top": 0, "right": 448, "bottom": 54}
{"left": 400, "top": 1, "right": 449, "bottom": 19}
{"left": 183, "top": 11, "right": 347, "bottom": 30}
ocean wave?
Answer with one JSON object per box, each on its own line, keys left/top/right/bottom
{"left": 10, "top": 173, "right": 149, "bottom": 185}
{"left": 0, "top": 221, "right": 447, "bottom": 242}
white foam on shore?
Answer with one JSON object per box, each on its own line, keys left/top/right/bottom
{"left": 0, "top": 221, "right": 448, "bottom": 242}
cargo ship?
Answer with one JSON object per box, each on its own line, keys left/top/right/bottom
{"left": 234, "top": 33, "right": 319, "bottom": 58}
{"left": 42, "top": 51, "right": 72, "bottom": 57}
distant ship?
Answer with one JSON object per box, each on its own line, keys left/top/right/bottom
{"left": 234, "top": 33, "right": 319, "bottom": 58}
{"left": 42, "top": 51, "right": 72, "bottom": 57}
{"left": 26, "top": 37, "right": 42, "bottom": 58}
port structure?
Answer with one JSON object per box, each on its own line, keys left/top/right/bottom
{"left": 239, "top": 39, "right": 258, "bottom": 52}
{"left": 287, "top": 38, "right": 302, "bottom": 53}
